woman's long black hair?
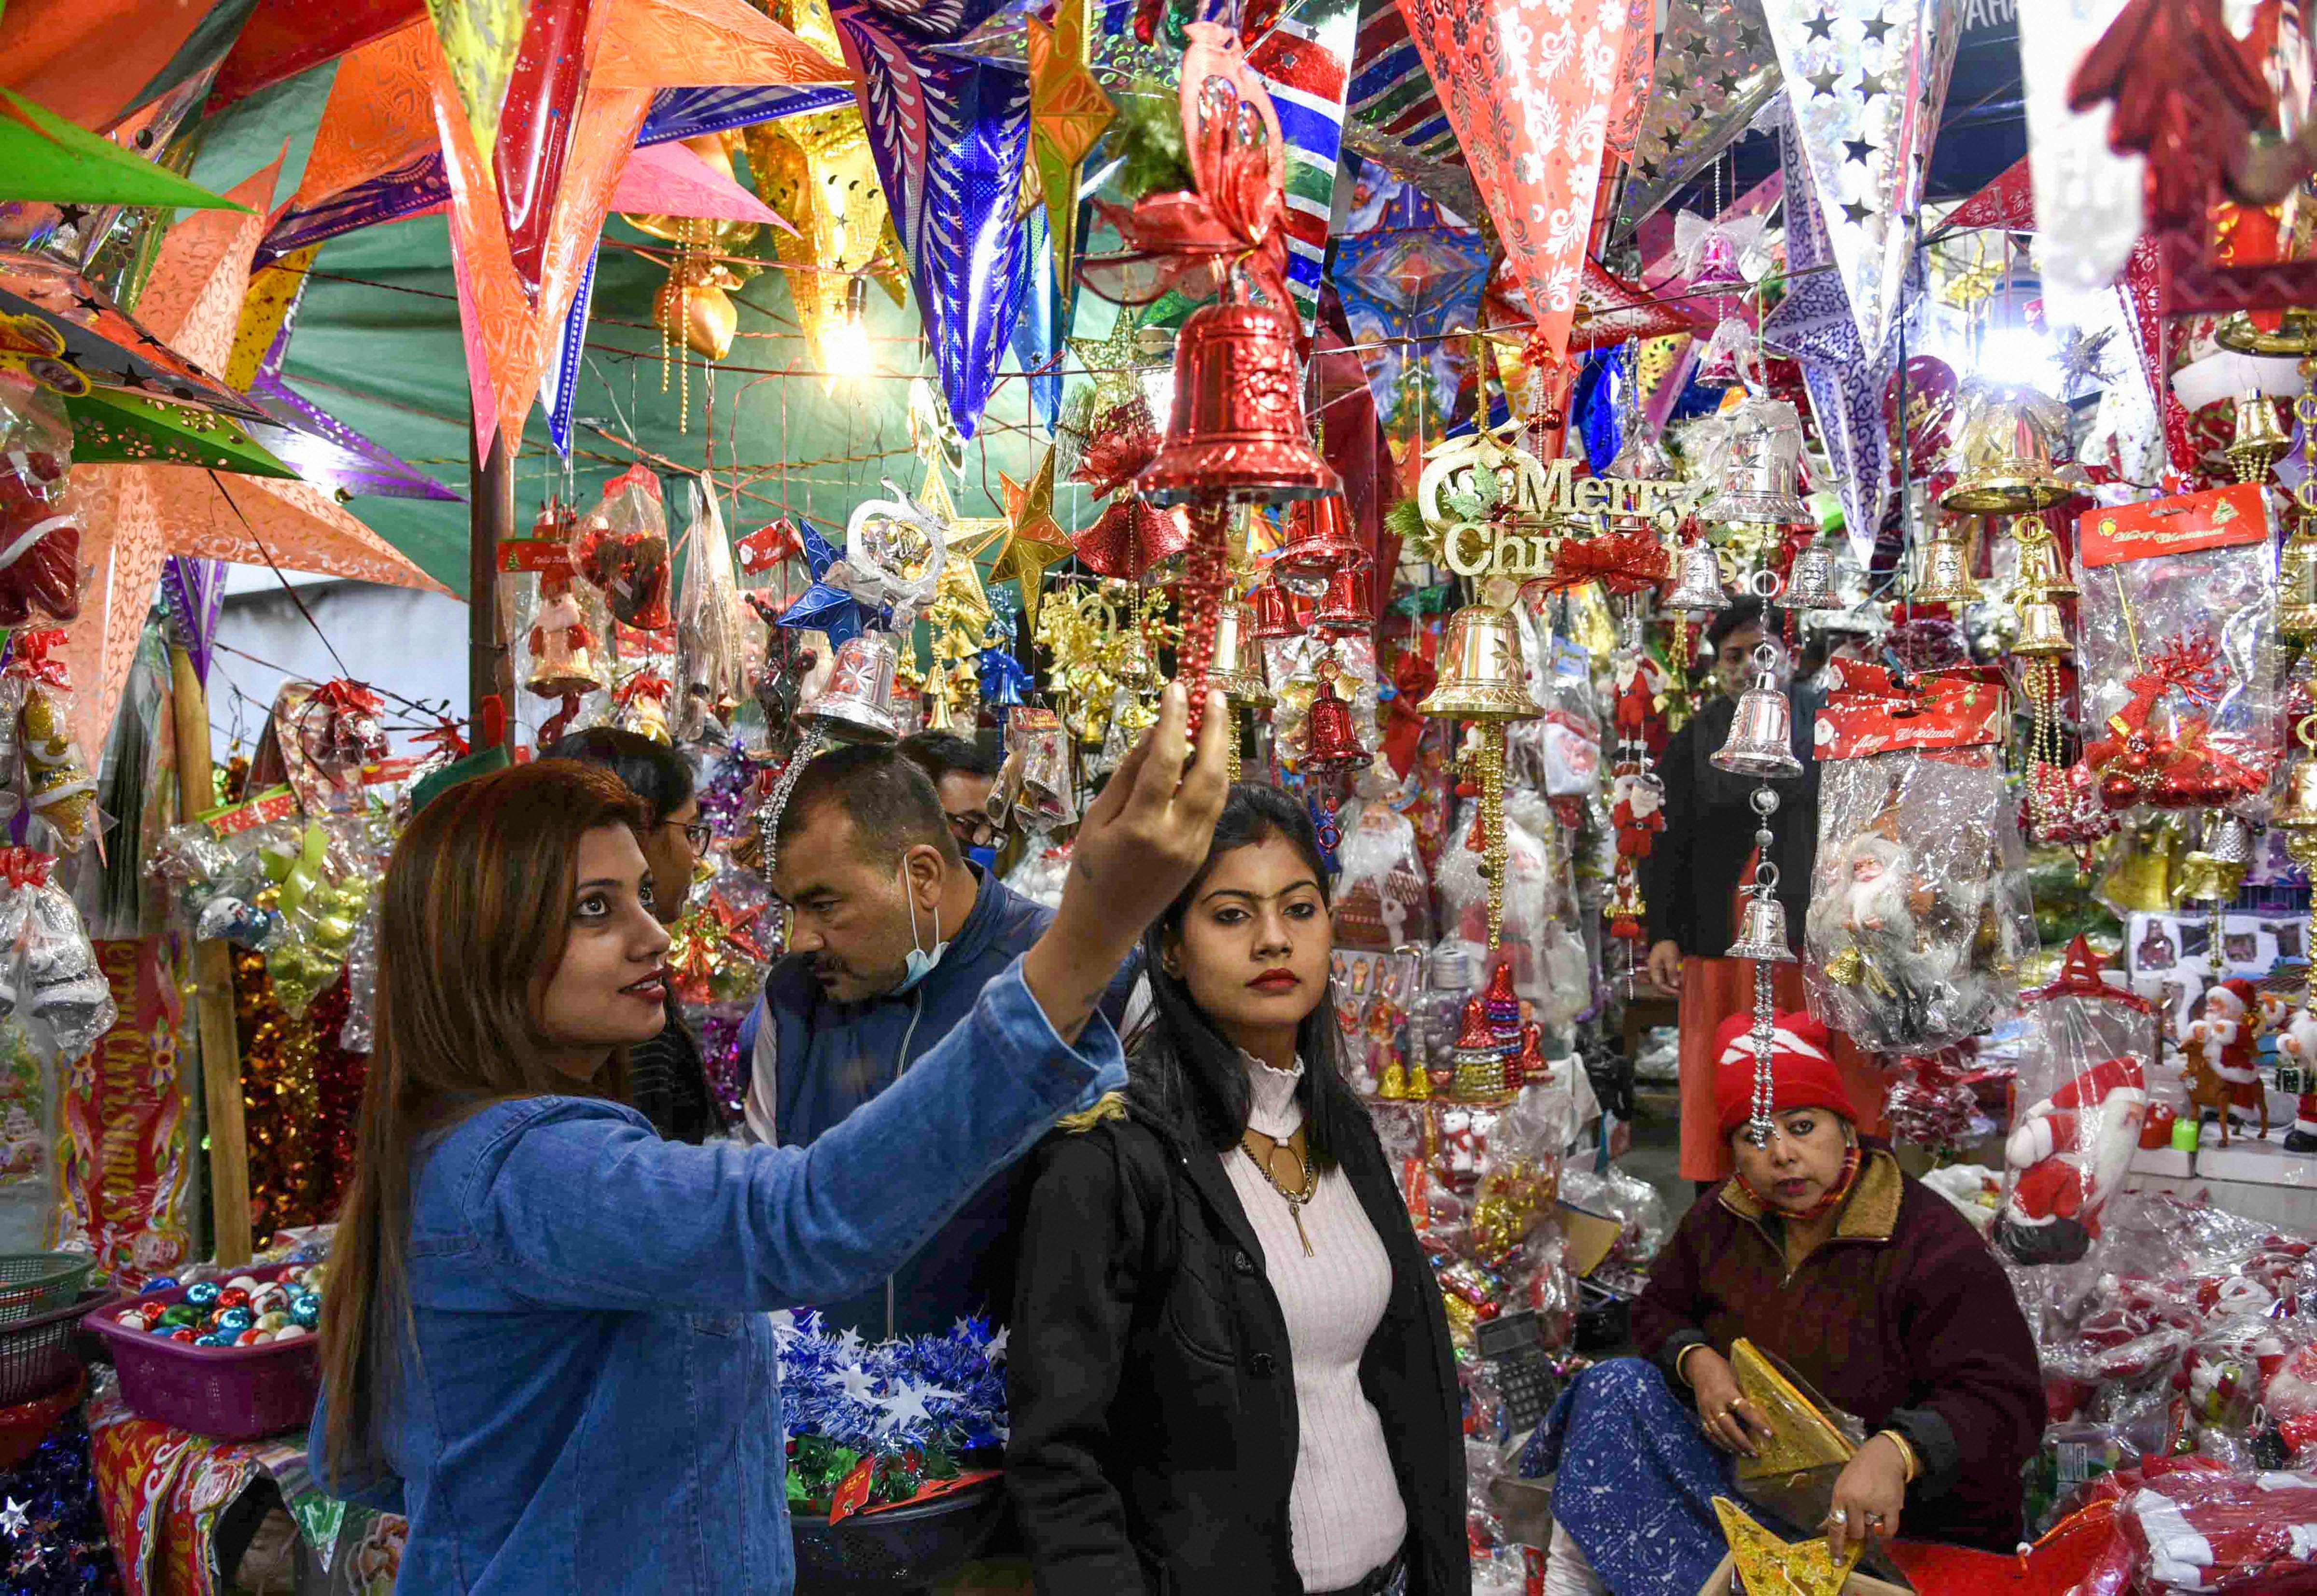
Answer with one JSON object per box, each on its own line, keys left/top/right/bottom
{"left": 1125, "top": 782, "right": 1366, "bottom": 1172}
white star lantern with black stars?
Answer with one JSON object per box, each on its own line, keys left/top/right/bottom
{"left": 1762, "top": 0, "right": 1962, "bottom": 359}
{"left": 1611, "top": 0, "right": 1783, "bottom": 245}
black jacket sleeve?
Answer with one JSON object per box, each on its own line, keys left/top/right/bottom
{"left": 1641, "top": 722, "right": 1696, "bottom": 952}
{"left": 1005, "top": 1127, "right": 1158, "bottom": 1596}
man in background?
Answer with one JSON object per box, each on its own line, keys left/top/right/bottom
{"left": 741, "top": 744, "right": 1133, "bottom": 1339}
{"left": 899, "top": 729, "right": 1005, "bottom": 868}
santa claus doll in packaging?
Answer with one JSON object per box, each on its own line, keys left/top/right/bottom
{"left": 1999, "top": 1055, "right": 2149, "bottom": 1266}
{"left": 2273, "top": 1006, "right": 2317, "bottom": 1154}
{"left": 2180, "top": 978, "right": 2266, "bottom": 1140}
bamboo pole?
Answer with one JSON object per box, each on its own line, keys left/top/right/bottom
{"left": 170, "top": 643, "right": 251, "bottom": 1265}
{"left": 470, "top": 420, "right": 516, "bottom": 736}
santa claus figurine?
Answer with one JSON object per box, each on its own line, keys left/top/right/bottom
{"left": 1998, "top": 1054, "right": 2148, "bottom": 1266}
{"left": 1610, "top": 770, "right": 1665, "bottom": 860}
{"left": 2182, "top": 977, "right": 2267, "bottom": 1141}
{"left": 1612, "top": 652, "right": 1670, "bottom": 759}
{"left": 2274, "top": 1005, "right": 2317, "bottom": 1154}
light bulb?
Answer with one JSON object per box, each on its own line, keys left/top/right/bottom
{"left": 825, "top": 275, "right": 875, "bottom": 384}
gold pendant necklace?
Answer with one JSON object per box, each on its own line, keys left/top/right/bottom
{"left": 1240, "top": 1129, "right": 1316, "bottom": 1257}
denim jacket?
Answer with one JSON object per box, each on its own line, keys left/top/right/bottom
{"left": 309, "top": 961, "right": 1124, "bottom": 1595}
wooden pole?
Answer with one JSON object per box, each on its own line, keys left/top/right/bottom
{"left": 469, "top": 417, "right": 516, "bottom": 737}
{"left": 169, "top": 644, "right": 251, "bottom": 1265}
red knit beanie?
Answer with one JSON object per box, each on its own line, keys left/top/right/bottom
{"left": 1711, "top": 1010, "right": 1856, "bottom": 1139}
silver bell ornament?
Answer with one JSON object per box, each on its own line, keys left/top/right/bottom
{"left": 1701, "top": 396, "right": 1810, "bottom": 527}
{"left": 1713, "top": 643, "right": 1803, "bottom": 780}
{"left": 1726, "top": 882, "right": 1797, "bottom": 962}
{"left": 1782, "top": 542, "right": 1841, "bottom": 611}
{"left": 1663, "top": 540, "right": 1730, "bottom": 616}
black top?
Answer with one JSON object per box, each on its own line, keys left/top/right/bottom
{"left": 1639, "top": 687, "right": 1820, "bottom": 958}
{"left": 626, "top": 999, "right": 721, "bottom": 1143}
{"left": 1005, "top": 1104, "right": 1470, "bottom": 1596}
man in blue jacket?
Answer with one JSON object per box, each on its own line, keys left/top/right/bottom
{"left": 741, "top": 743, "right": 1136, "bottom": 1339}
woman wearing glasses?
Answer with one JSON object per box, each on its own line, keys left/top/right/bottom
{"left": 547, "top": 728, "right": 724, "bottom": 1142}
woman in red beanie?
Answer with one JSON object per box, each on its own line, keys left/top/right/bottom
{"left": 1517, "top": 1011, "right": 2042, "bottom": 1596}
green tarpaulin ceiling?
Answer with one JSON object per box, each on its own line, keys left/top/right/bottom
{"left": 187, "top": 67, "right": 1063, "bottom": 596}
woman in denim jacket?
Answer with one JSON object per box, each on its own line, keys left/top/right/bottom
{"left": 311, "top": 687, "right": 1230, "bottom": 1595}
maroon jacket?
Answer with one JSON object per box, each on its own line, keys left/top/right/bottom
{"left": 1632, "top": 1149, "right": 2043, "bottom": 1552}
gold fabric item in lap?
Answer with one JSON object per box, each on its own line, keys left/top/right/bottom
{"left": 1711, "top": 1498, "right": 1865, "bottom": 1596}
{"left": 1730, "top": 1339, "right": 1865, "bottom": 1532}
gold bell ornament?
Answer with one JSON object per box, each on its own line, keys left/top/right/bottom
{"left": 1421, "top": 604, "right": 1545, "bottom": 945}
{"left": 2013, "top": 591, "right": 2072, "bottom": 658}
{"left": 2275, "top": 717, "right": 2317, "bottom": 833}
{"left": 2011, "top": 513, "right": 2077, "bottom": 597}
{"left": 2216, "top": 307, "right": 2317, "bottom": 357}
{"left": 2174, "top": 812, "right": 2253, "bottom": 905}
{"left": 1912, "top": 521, "right": 1980, "bottom": 609}
{"left": 1207, "top": 598, "right": 1274, "bottom": 781}
{"left": 2170, "top": 349, "right": 2305, "bottom": 486}
{"left": 2281, "top": 518, "right": 2317, "bottom": 643}
{"left": 2098, "top": 818, "right": 2182, "bottom": 914}
{"left": 1941, "top": 381, "right": 2070, "bottom": 512}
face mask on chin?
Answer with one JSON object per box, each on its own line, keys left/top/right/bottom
{"left": 893, "top": 860, "right": 949, "bottom": 994}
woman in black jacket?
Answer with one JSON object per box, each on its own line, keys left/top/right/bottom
{"left": 1007, "top": 784, "right": 1466, "bottom": 1596}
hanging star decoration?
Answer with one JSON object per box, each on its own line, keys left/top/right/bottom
{"left": 1711, "top": 1498, "right": 1863, "bottom": 1596}
{"left": 994, "top": 446, "right": 1074, "bottom": 629}
{"left": 773, "top": 519, "right": 868, "bottom": 646}
{"left": 2054, "top": 325, "right": 2117, "bottom": 397}
{"left": 1024, "top": 0, "right": 1115, "bottom": 297}
{"left": 1069, "top": 307, "right": 1153, "bottom": 414}
{"left": 0, "top": 1496, "right": 27, "bottom": 1535}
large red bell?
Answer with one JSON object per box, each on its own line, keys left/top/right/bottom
{"left": 1310, "top": 563, "right": 1371, "bottom": 635}
{"left": 1139, "top": 303, "right": 1341, "bottom": 507}
{"left": 1273, "top": 489, "right": 1368, "bottom": 596}
{"left": 1247, "top": 579, "right": 1296, "bottom": 639}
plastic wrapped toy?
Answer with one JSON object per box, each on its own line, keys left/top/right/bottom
{"left": 577, "top": 465, "right": 675, "bottom": 630}
{"left": 676, "top": 478, "right": 748, "bottom": 742}
{"left": 1804, "top": 661, "right": 2035, "bottom": 1051}
{"left": 0, "top": 378, "right": 81, "bottom": 624}
{"left": 2075, "top": 486, "right": 2283, "bottom": 814}
{"left": 0, "top": 847, "right": 112, "bottom": 1061}
{"left": 8, "top": 630, "right": 96, "bottom": 853}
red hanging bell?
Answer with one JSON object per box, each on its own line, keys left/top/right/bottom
{"left": 1272, "top": 490, "right": 1369, "bottom": 597}
{"left": 1302, "top": 673, "right": 1368, "bottom": 772}
{"left": 1139, "top": 302, "right": 1341, "bottom": 506}
{"left": 1310, "top": 563, "right": 1372, "bottom": 635}
{"left": 1248, "top": 578, "right": 1296, "bottom": 639}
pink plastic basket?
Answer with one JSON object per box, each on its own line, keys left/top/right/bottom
{"left": 84, "top": 1263, "right": 320, "bottom": 1440}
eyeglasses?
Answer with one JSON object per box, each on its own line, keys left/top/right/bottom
{"left": 666, "top": 818, "right": 712, "bottom": 852}
{"left": 945, "top": 811, "right": 1000, "bottom": 848}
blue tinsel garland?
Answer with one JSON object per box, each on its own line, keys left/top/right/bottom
{"left": 773, "top": 1309, "right": 1008, "bottom": 1457}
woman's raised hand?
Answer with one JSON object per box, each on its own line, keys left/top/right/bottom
{"left": 1023, "top": 685, "right": 1229, "bottom": 1042}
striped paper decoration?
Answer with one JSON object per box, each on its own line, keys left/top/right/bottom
{"left": 1246, "top": 0, "right": 1360, "bottom": 329}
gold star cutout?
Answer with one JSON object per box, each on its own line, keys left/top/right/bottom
{"left": 1711, "top": 1499, "right": 1863, "bottom": 1596}
{"left": 1069, "top": 306, "right": 1149, "bottom": 413}
{"left": 919, "top": 465, "right": 1005, "bottom": 633}
{"left": 1027, "top": 0, "right": 1115, "bottom": 298}
{"left": 994, "top": 446, "right": 1074, "bottom": 630}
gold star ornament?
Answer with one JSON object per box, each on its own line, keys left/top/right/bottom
{"left": 1026, "top": 0, "right": 1115, "bottom": 299}
{"left": 995, "top": 446, "right": 1074, "bottom": 629}
{"left": 1711, "top": 1498, "right": 1864, "bottom": 1596}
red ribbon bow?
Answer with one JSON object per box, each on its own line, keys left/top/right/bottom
{"left": 614, "top": 671, "right": 671, "bottom": 708}
{"left": 0, "top": 847, "right": 55, "bottom": 888}
{"left": 4, "top": 627, "right": 70, "bottom": 687}
{"left": 310, "top": 679, "right": 384, "bottom": 718}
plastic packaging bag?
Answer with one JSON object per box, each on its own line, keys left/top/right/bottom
{"left": 677, "top": 478, "right": 748, "bottom": 743}
{"left": 0, "top": 378, "right": 81, "bottom": 625}
{"left": 2000, "top": 941, "right": 2162, "bottom": 1267}
{"left": 1331, "top": 799, "right": 1433, "bottom": 950}
{"left": 2075, "top": 485, "right": 2283, "bottom": 815}
{"left": 2, "top": 847, "right": 112, "bottom": 1061}
{"left": 1804, "top": 661, "right": 2035, "bottom": 1051}
{"left": 9, "top": 630, "right": 97, "bottom": 854}
{"left": 577, "top": 465, "right": 675, "bottom": 630}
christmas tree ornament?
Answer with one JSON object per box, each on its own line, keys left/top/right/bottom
{"left": 1208, "top": 598, "right": 1273, "bottom": 781}
{"left": 2275, "top": 719, "right": 2317, "bottom": 832}
{"left": 1072, "top": 496, "right": 1189, "bottom": 581}
{"left": 1727, "top": 878, "right": 1797, "bottom": 963}
{"left": 1023, "top": 0, "right": 1116, "bottom": 300}
{"left": 1448, "top": 996, "right": 1510, "bottom": 1101}
{"left": 2012, "top": 513, "right": 2077, "bottom": 597}
{"left": 1248, "top": 578, "right": 1295, "bottom": 639}
{"left": 1421, "top": 606, "right": 1542, "bottom": 945}
{"left": 1272, "top": 483, "right": 1368, "bottom": 597}
{"left": 993, "top": 447, "right": 1074, "bottom": 633}
{"left": 1139, "top": 300, "right": 1338, "bottom": 505}
{"left": 1941, "top": 384, "right": 2071, "bottom": 513}
{"left": 1911, "top": 523, "right": 1979, "bottom": 609}
{"left": 1713, "top": 643, "right": 1804, "bottom": 780}
{"left": 800, "top": 631, "right": 901, "bottom": 741}
{"left": 1783, "top": 542, "right": 1841, "bottom": 611}
{"left": 1700, "top": 396, "right": 1811, "bottom": 529}
{"left": 1664, "top": 539, "right": 1731, "bottom": 616}
{"left": 1308, "top": 563, "right": 1372, "bottom": 635}
{"left": 1299, "top": 662, "right": 1368, "bottom": 854}
{"left": 2223, "top": 390, "right": 2291, "bottom": 484}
